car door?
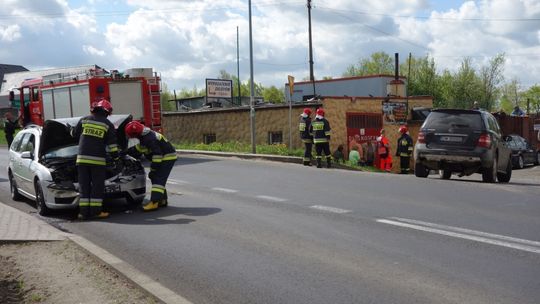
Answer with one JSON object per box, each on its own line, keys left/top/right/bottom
{"left": 487, "top": 115, "right": 509, "bottom": 171}
{"left": 523, "top": 139, "right": 535, "bottom": 164}
{"left": 9, "top": 132, "right": 27, "bottom": 189}
{"left": 18, "top": 132, "right": 37, "bottom": 195}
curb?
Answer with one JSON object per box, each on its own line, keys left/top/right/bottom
{"left": 176, "top": 149, "right": 382, "bottom": 173}
{"left": 69, "top": 235, "right": 192, "bottom": 304}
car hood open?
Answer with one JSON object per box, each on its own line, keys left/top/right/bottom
{"left": 39, "top": 114, "right": 133, "bottom": 158}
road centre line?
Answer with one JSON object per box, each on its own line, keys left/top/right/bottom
{"left": 167, "top": 179, "right": 190, "bottom": 184}
{"left": 211, "top": 187, "right": 238, "bottom": 193}
{"left": 310, "top": 205, "right": 351, "bottom": 214}
{"left": 256, "top": 195, "right": 288, "bottom": 202}
{"left": 377, "top": 218, "right": 540, "bottom": 254}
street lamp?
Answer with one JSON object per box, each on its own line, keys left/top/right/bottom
{"left": 249, "top": 0, "right": 256, "bottom": 154}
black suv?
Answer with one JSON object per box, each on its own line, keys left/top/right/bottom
{"left": 414, "top": 109, "right": 512, "bottom": 183}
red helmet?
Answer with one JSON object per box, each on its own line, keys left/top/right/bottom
{"left": 399, "top": 125, "right": 408, "bottom": 134}
{"left": 316, "top": 108, "right": 325, "bottom": 116}
{"left": 92, "top": 98, "right": 113, "bottom": 114}
{"left": 125, "top": 120, "right": 145, "bottom": 138}
{"left": 303, "top": 108, "right": 312, "bottom": 115}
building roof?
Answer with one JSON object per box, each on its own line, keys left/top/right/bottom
{"left": 287, "top": 74, "right": 407, "bottom": 86}
{"left": 0, "top": 64, "right": 28, "bottom": 86}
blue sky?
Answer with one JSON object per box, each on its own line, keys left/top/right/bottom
{"left": 1, "top": 0, "right": 539, "bottom": 91}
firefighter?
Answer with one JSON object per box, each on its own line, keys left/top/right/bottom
{"left": 73, "top": 98, "right": 118, "bottom": 220}
{"left": 299, "top": 108, "right": 313, "bottom": 166}
{"left": 395, "top": 125, "right": 413, "bottom": 174}
{"left": 377, "top": 129, "right": 392, "bottom": 172}
{"left": 309, "top": 108, "right": 332, "bottom": 168}
{"left": 125, "top": 121, "right": 177, "bottom": 211}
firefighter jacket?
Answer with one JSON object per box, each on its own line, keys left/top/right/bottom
{"left": 299, "top": 116, "right": 313, "bottom": 143}
{"left": 310, "top": 117, "right": 331, "bottom": 144}
{"left": 74, "top": 113, "right": 118, "bottom": 166}
{"left": 131, "top": 128, "right": 177, "bottom": 172}
{"left": 396, "top": 133, "right": 414, "bottom": 157}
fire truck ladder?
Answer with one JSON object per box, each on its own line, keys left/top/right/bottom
{"left": 147, "top": 72, "right": 161, "bottom": 131}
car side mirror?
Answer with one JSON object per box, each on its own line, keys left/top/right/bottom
{"left": 21, "top": 151, "right": 33, "bottom": 159}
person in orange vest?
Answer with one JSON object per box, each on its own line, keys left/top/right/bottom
{"left": 377, "top": 129, "right": 392, "bottom": 172}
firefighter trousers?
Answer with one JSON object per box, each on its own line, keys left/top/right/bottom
{"left": 303, "top": 142, "right": 313, "bottom": 165}
{"left": 150, "top": 159, "right": 176, "bottom": 203}
{"left": 315, "top": 142, "right": 332, "bottom": 167}
{"left": 379, "top": 155, "right": 392, "bottom": 172}
{"left": 77, "top": 164, "right": 106, "bottom": 218}
{"left": 399, "top": 156, "right": 411, "bottom": 174}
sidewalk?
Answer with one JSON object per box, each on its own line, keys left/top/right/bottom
{"left": 0, "top": 203, "right": 68, "bottom": 242}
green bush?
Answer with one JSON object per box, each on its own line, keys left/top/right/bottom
{"left": 174, "top": 141, "right": 304, "bottom": 157}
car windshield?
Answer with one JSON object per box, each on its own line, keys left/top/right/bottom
{"left": 42, "top": 144, "right": 78, "bottom": 159}
{"left": 423, "top": 112, "right": 483, "bottom": 130}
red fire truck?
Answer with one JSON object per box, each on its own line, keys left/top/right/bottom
{"left": 10, "top": 67, "right": 162, "bottom": 131}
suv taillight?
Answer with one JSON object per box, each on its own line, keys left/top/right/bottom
{"left": 418, "top": 131, "right": 425, "bottom": 143}
{"left": 477, "top": 133, "right": 491, "bottom": 148}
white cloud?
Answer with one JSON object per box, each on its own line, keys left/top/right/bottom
{"left": 83, "top": 45, "right": 106, "bottom": 56}
{"left": 0, "top": 24, "right": 21, "bottom": 42}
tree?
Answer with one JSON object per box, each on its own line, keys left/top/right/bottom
{"left": 479, "top": 54, "right": 505, "bottom": 111}
{"left": 521, "top": 85, "right": 540, "bottom": 114}
{"left": 343, "top": 51, "right": 394, "bottom": 77}
{"left": 450, "top": 58, "right": 483, "bottom": 109}
{"left": 160, "top": 83, "right": 175, "bottom": 111}
{"left": 262, "top": 86, "right": 285, "bottom": 103}
{"left": 498, "top": 79, "right": 522, "bottom": 113}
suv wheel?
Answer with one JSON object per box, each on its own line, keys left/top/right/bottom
{"left": 482, "top": 157, "right": 497, "bottom": 183}
{"left": 439, "top": 169, "right": 451, "bottom": 180}
{"left": 35, "top": 180, "right": 50, "bottom": 216}
{"left": 517, "top": 155, "right": 524, "bottom": 169}
{"left": 414, "top": 162, "right": 429, "bottom": 178}
{"left": 536, "top": 152, "right": 540, "bottom": 165}
{"left": 9, "top": 171, "right": 23, "bottom": 201}
{"left": 497, "top": 157, "right": 512, "bottom": 183}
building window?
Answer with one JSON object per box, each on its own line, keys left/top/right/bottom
{"left": 268, "top": 131, "right": 283, "bottom": 144}
{"left": 203, "top": 134, "right": 216, "bottom": 144}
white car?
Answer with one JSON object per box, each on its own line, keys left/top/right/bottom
{"left": 7, "top": 114, "right": 146, "bottom": 215}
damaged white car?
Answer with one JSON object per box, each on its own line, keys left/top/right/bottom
{"left": 7, "top": 114, "right": 146, "bottom": 215}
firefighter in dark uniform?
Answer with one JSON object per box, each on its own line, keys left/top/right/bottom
{"left": 299, "top": 108, "right": 313, "bottom": 166}
{"left": 309, "top": 108, "right": 332, "bottom": 168}
{"left": 396, "top": 125, "right": 414, "bottom": 174}
{"left": 73, "top": 98, "right": 118, "bottom": 220}
{"left": 125, "top": 120, "right": 177, "bottom": 211}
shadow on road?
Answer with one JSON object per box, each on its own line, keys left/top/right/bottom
{"left": 427, "top": 176, "right": 540, "bottom": 187}
{"left": 101, "top": 205, "right": 222, "bottom": 225}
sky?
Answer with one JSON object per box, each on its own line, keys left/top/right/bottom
{"left": 1, "top": 0, "right": 540, "bottom": 92}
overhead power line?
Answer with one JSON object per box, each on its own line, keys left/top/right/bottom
{"left": 316, "top": 6, "right": 540, "bottom": 22}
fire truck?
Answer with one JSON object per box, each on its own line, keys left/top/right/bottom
{"left": 9, "top": 67, "right": 162, "bottom": 131}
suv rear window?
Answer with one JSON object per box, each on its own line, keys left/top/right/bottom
{"left": 423, "top": 111, "right": 484, "bottom": 130}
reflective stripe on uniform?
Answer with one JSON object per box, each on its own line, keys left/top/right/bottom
{"left": 299, "top": 122, "right": 306, "bottom": 131}
{"left": 107, "top": 144, "right": 119, "bottom": 153}
{"left": 151, "top": 184, "right": 166, "bottom": 194}
{"left": 163, "top": 153, "right": 177, "bottom": 161}
{"left": 152, "top": 155, "right": 163, "bottom": 163}
{"left": 313, "top": 138, "right": 328, "bottom": 143}
{"left": 312, "top": 122, "right": 324, "bottom": 130}
{"left": 76, "top": 155, "right": 106, "bottom": 166}
{"left": 89, "top": 198, "right": 103, "bottom": 207}
{"left": 135, "top": 144, "right": 149, "bottom": 153}
{"left": 325, "top": 131, "right": 332, "bottom": 136}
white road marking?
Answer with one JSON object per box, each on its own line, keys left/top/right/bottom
{"left": 168, "top": 179, "right": 190, "bottom": 184}
{"left": 211, "top": 187, "right": 238, "bottom": 193}
{"left": 167, "top": 181, "right": 180, "bottom": 185}
{"left": 310, "top": 205, "right": 351, "bottom": 214}
{"left": 377, "top": 217, "right": 540, "bottom": 254}
{"left": 256, "top": 195, "right": 288, "bottom": 202}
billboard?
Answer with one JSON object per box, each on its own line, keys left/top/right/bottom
{"left": 206, "top": 79, "right": 233, "bottom": 99}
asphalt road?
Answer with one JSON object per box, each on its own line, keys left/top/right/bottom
{"left": 1, "top": 150, "right": 539, "bottom": 304}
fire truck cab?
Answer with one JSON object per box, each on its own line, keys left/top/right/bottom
{"left": 11, "top": 67, "right": 162, "bottom": 131}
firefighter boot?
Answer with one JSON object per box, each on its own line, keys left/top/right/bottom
{"left": 326, "top": 157, "right": 332, "bottom": 168}
{"left": 159, "top": 191, "right": 168, "bottom": 207}
{"left": 317, "top": 158, "right": 322, "bottom": 168}
{"left": 96, "top": 211, "right": 109, "bottom": 219}
{"left": 142, "top": 201, "right": 159, "bottom": 211}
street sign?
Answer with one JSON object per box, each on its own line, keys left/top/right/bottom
{"left": 287, "top": 75, "right": 295, "bottom": 97}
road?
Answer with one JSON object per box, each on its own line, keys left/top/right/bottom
{"left": 1, "top": 149, "right": 539, "bottom": 304}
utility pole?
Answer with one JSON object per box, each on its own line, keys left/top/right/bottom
{"left": 237, "top": 26, "right": 241, "bottom": 106}
{"left": 249, "top": 0, "right": 256, "bottom": 153}
{"left": 307, "top": 0, "right": 316, "bottom": 98}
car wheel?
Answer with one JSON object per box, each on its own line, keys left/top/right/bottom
{"left": 517, "top": 155, "right": 524, "bottom": 169}
{"left": 35, "top": 180, "right": 50, "bottom": 216}
{"left": 497, "top": 157, "right": 512, "bottom": 183}
{"left": 414, "top": 162, "right": 429, "bottom": 178}
{"left": 9, "top": 171, "right": 23, "bottom": 201}
{"left": 536, "top": 152, "right": 540, "bottom": 166}
{"left": 439, "top": 169, "right": 451, "bottom": 180}
{"left": 482, "top": 156, "right": 497, "bottom": 183}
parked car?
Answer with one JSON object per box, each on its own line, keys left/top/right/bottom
{"left": 503, "top": 134, "right": 539, "bottom": 169}
{"left": 414, "top": 109, "right": 512, "bottom": 183}
{"left": 7, "top": 114, "right": 146, "bottom": 216}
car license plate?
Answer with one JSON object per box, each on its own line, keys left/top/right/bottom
{"left": 440, "top": 136, "right": 462, "bottom": 143}
{"left": 105, "top": 184, "right": 120, "bottom": 193}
